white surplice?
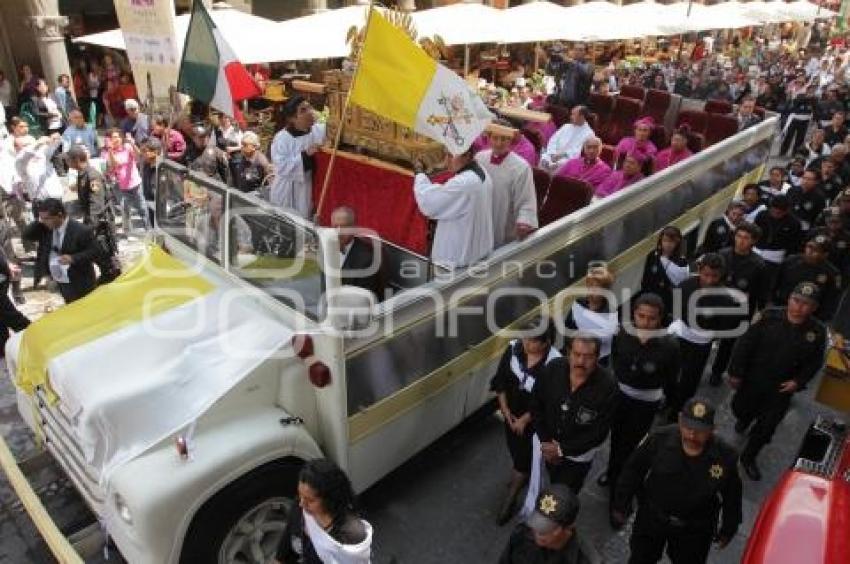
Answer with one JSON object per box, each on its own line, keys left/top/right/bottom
{"left": 540, "top": 122, "right": 595, "bottom": 171}
{"left": 475, "top": 150, "right": 538, "bottom": 248}
{"left": 414, "top": 167, "right": 494, "bottom": 269}
{"left": 269, "top": 123, "right": 326, "bottom": 218}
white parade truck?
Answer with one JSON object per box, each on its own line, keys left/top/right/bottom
{"left": 1, "top": 113, "right": 775, "bottom": 563}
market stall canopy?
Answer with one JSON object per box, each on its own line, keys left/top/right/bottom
{"left": 618, "top": 1, "right": 696, "bottom": 37}
{"left": 498, "top": 1, "right": 573, "bottom": 44}
{"left": 702, "top": 1, "right": 773, "bottom": 29}
{"left": 780, "top": 0, "right": 838, "bottom": 20}
{"left": 560, "top": 1, "right": 656, "bottom": 41}
{"left": 272, "top": 5, "right": 378, "bottom": 60}
{"left": 735, "top": 0, "right": 795, "bottom": 25}
{"left": 73, "top": 7, "right": 284, "bottom": 63}
{"left": 411, "top": 3, "right": 505, "bottom": 45}
{"left": 663, "top": 2, "right": 762, "bottom": 32}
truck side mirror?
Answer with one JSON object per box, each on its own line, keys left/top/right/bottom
{"left": 323, "top": 286, "right": 376, "bottom": 332}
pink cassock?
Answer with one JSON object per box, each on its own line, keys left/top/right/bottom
{"left": 595, "top": 171, "right": 644, "bottom": 198}
{"left": 654, "top": 147, "right": 693, "bottom": 172}
{"left": 472, "top": 133, "right": 539, "bottom": 168}
{"left": 555, "top": 157, "right": 612, "bottom": 190}
{"left": 614, "top": 137, "right": 658, "bottom": 163}
{"left": 526, "top": 120, "right": 558, "bottom": 146}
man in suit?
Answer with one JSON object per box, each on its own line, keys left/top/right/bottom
{"left": 331, "top": 206, "right": 382, "bottom": 299}
{"left": 23, "top": 198, "right": 99, "bottom": 304}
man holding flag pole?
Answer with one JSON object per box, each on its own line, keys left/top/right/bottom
{"left": 341, "top": 6, "right": 496, "bottom": 269}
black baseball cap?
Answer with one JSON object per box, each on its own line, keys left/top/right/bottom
{"left": 680, "top": 397, "right": 716, "bottom": 431}
{"left": 526, "top": 484, "right": 580, "bottom": 534}
{"left": 792, "top": 281, "right": 821, "bottom": 305}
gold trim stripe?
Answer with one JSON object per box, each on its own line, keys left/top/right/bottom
{"left": 347, "top": 166, "right": 764, "bottom": 443}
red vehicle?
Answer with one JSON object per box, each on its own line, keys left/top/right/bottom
{"left": 743, "top": 417, "right": 850, "bottom": 564}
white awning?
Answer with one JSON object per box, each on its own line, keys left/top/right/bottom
{"left": 411, "top": 4, "right": 505, "bottom": 45}
{"left": 74, "top": 7, "right": 284, "bottom": 64}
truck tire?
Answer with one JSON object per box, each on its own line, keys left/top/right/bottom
{"left": 179, "top": 458, "right": 303, "bottom": 564}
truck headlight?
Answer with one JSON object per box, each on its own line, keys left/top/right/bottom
{"left": 113, "top": 493, "right": 133, "bottom": 525}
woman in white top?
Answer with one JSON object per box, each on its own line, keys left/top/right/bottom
{"left": 31, "top": 79, "right": 63, "bottom": 134}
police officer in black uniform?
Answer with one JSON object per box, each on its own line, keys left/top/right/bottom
{"left": 757, "top": 166, "right": 789, "bottom": 206}
{"left": 531, "top": 334, "right": 618, "bottom": 494}
{"left": 612, "top": 397, "right": 742, "bottom": 564}
{"left": 65, "top": 145, "right": 121, "bottom": 284}
{"left": 754, "top": 194, "right": 804, "bottom": 289}
{"left": 639, "top": 226, "right": 689, "bottom": 319}
{"left": 696, "top": 201, "right": 745, "bottom": 256}
{"left": 773, "top": 235, "right": 841, "bottom": 321}
{"left": 809, "top": 207, "right": 850, "bottom": 284}
{"left": 729, "top": 282, "right": 828, "bottom": 481}
{"left": 710, "top": 222, "right": 769, "bottom": 384}
{"left": 499, "top": 484, "right": 601, "bottom": 564}
{"left": 786, "top": 168, "right": 827, "bottom": 232}
{"left": 601, "top": 294, "right": 680, "bottom": 509}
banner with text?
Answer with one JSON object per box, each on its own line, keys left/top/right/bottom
{"left": 113, "top": 0, "right": 180, "bottom": 102}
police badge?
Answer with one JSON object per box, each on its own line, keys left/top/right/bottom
{"left": 817, "top": 274, "right": 827, "bottom": 284}
{"left": 806, "top": 331, "right": 816, "bottom": 342}
{"left": 709, "top": 464, "right": 724, "bottom": 479}
{"left": 576, "top": 407, "right": 598, "bottom": 424}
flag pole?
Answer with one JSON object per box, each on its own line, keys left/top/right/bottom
{"left": 314, "top": 2, "right": 376, "bottom": 224}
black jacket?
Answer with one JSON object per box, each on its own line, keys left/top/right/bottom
{"left": 774, "top": 254, "right": 841, "bottom": 321}
{"left": 719, "top": 248, "right": 769, "bottom": 314}
{"left": 492, "top": 340, "right": 557, "bottom": 417}
{"left": 613, "top": 425, "right": 742, "bottom": 539}
{"left": 23, "top": 218, "right": 98, "bottom": 299}
{"left": 728, "top": 307, "right": 826, "bottom": 391}
{"left": 499, "top": 524, "right": 599, "bottom": 564}
{"left": 76, "top": 165, "right": 112, "bottom": 225}
{"left": 786, "top": 186, "right": 827, "bottom": 229}
{"left": 531, "top": 358, "right": 617, "bottom": 458}
{"left": 610, "top": 329, "right": 680, "bottom": 393}
{"left": 639, "top": 250, "right": 688, "bottom": 315}
{"left": 697, "top": 216, "right": 735, "bottom": 256}
{"left": 754, "top": 210, "right": 803, "bottom": 256}
{"left": 341, "top": 237, "right": 383, "bottom": 298}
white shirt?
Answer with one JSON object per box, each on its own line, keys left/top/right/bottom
{"left": 414, "top": 167, "right": 494, "bottom": 269}
{"left": 269, "top": 123, "right": 326, "bottom": 218}
{"left": 41, "top": 96, "right": 62, "bottom": 130}
{"left": 475, "top": 150, "right": 537, "bottom": 248}
{"left": 540, "top": 122, "right": 594, "bottom": 171}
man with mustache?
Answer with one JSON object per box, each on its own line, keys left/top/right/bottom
{"left": 612, "top": 397, "right": 742, "bottom": 563}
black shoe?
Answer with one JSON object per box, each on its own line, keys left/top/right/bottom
{"left": 741, "top": 457, "right": 762, "bottom": 481}
{"left": 709, "top": 373, "right": 723, "bottom": 387}
{"left": 734, "top": 419, "right": 750, "bottom": 434}
{"left": 596, "top": 473, "right": 609, "bottom": 487}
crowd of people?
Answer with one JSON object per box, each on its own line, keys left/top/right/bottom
{"left": 0, "top": 23, "right": 848, "bottom": 564}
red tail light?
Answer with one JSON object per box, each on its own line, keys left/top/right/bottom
{"left": 291, "top": 334, "right": 314, "bottom": 359}
{"left": 308, "top": 361, "right": 331, "bottom": 388}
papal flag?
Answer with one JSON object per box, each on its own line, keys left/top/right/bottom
{"left": 7, "top": 247, "right": 292, "bottom": 481}
{"left": 350, "top": 9, "right": 492, "bottom": 155}
{"left": 176, "top": 0, "right": 261, "bottom": 117}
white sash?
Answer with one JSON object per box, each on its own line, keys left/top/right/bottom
{"left": 660, "top": 256, "right": 690, "bottom": 286}
{"left": 520, "top": 434, "right": 600, "bottom": 519}
{"left": 571, "top": 302, "right": 618, "bottom": 358}
{"left": 303, "top": 511, "right": 373, "bottom": 564}
{"left": 667, "top": 319, "right": 713, "bottom": 345}
{"left": 509, "top": 341, "right": 562, "bottom": 393}
{"left": 754, "top": 247, "right": 786, "bottom": 264}
{"left": 745, "top": 205, "right": 766, "bottom": 223}
{"left": 618, "top": 381, "right": 664, "bottom": 402}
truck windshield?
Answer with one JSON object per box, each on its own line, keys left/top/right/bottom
{"left": 156, "top": 162, "right": 325, "bottom": 320}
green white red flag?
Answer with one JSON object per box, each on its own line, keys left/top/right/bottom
{"left": 176, "top": 0, "right": 261, "bottom": 117}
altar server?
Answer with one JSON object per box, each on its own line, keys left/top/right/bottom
{"left": 414, "top": 148, "right": 494, "bottom": 269}
{"left": 270, "top": 96, "right": 326, "bottom": 218}
{"left": 476, "top": 122, "right": 538, "bottom": 248}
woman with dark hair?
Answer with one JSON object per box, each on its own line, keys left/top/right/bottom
{"left": 638, "top": 225, "right": 689, "bottom": 318}
{"left": 491, "top": 316, "right": 561, "bottom": 525}
{"left": 563, "top": 266, "right": 618, "bottom": 365}
{"left": 275, "top": 458, "right": 372, "bottom": 564}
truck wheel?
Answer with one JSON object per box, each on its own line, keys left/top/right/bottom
{"left": 179, "top": 458, "right": 303, "bottom": 564}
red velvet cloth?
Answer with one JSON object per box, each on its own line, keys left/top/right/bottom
{"left": 312, "top": 150, "right": 430, "bottom": 255}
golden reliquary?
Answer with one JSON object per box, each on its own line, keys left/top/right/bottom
{"left": 322, "top": 69, "right": 446, "bottom": 170}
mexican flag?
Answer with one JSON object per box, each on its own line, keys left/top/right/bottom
{"left": 176, "top": 0, "right": 261, "bottom": 117}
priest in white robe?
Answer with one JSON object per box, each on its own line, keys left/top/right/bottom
{"left": 475, "top": 121, "right": 538, "bottom": 248}
{"left": 540, "top": 105, "right": 595, "bottom": 173}
{"left": 269, "top": 96, "right": 326, "bottom": 218}
{"left": 414, "top": 149, "right": 494, "bottom": 269}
